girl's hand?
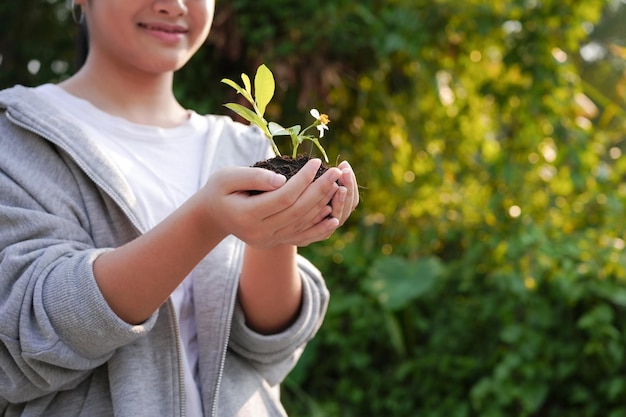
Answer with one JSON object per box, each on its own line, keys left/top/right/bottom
{"left": 331, "top": 160, "right": 360, "bottom": 226}
{"left": 198, "top": 159, "right": 342, "bottom": 247}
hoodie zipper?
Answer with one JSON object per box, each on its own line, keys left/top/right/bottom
{"left": 210, "top": 239, "right": 244, "bottom": 417}
{"left": 7, "top": 110, "right": 188, "bottom": 417}
{"left": 169, "top": 298, "right": 187, "bottom": 417}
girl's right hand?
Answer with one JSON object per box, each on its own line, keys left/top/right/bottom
{"left": 196, "top": 159, "right": 343, "bottom": 247}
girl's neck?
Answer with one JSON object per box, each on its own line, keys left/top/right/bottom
{"left": 59, "top": 57, "right": 190, "bottom": 128}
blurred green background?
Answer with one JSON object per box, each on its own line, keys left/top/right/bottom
{"left": 3, "top": 0, "right": 626, "bottom": 415}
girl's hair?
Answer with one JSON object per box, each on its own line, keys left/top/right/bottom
{"left": 75, "top": 20, "right": 89, "bottom": 70}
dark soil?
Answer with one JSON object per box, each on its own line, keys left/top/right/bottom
{"left": 250, "top": 155, "right": 330, "bottom": 195}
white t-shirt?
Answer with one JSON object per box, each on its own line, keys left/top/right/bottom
{"left": 36, "top": 84, "right": 207, "bottom": 417}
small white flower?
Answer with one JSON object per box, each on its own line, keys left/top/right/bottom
{"left": 310, "top": 108, "right": 330, "bottom": 138}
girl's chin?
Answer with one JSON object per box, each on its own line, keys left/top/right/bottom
{"left": 137, "top": 57, "right": 193, "bottom": 75}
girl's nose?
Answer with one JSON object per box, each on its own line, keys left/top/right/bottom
{"left": 153, "top": 0, "right": 187, "bottom": 16}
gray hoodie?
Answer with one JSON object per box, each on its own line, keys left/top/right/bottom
{"left": 0, "top": 85, "right": 329, "bottom": 417}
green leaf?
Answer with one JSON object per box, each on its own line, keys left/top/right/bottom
{"left": 288, "top": 125, "right": 301, "bottom": 135}
{"left": 221, "top": 78, "right": 254, "bottom": 106}
{"left": 577, "top": 304, "right": 614, "bottom": 330}
{"left": 254, "top": 64, "right": 275, "bottom": 117}
{"left": 221, "top": 78, "right": 244, "bottom": 94}
{"left": 223, "top": 103, "right": 271, "bottom": 138}
{"left": 363, "top": 256, "right": 442, "bottom": 311}
{"left": 268, "top": 122, "right": 289, "bottom": 136}
{"left": 241, "top": 73, "right": 252, "bottom": 96}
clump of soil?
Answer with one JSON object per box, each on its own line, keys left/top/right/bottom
{"left": 250, "top": 155, "right": 329, "bottom": 195}
{"left": 253, "top": 154, "right": 328, "bottom": 179}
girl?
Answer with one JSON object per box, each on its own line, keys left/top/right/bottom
{"left": 0, "top": 0, "right": 359, "bottom": 416}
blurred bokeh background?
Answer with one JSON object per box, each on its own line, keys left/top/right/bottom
{"left": 3, "top": 0, "right": 626, "bottom": 415}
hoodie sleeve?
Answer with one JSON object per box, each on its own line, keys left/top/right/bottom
{"left": 228, "top": 255, "right": 330, "bottom": 386}
{"left": 0, "top": 113, "right": 158, "bottom": 403}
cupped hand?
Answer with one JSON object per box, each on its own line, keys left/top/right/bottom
{"left": 198, "top": 159, "right": 343, "bottom": 247}
{"left": 330, "top": 160, "right": 360, "bottom": 225}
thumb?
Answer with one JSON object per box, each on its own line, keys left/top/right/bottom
{"left": 215, "top": 166, "right": 287, "bottom": 194}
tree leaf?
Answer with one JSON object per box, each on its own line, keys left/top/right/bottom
{"left": 363, "top": 256, "right": 442, "bottom": 311}
{"left": 254, "top": 64, "right": 275, "bottom": 117}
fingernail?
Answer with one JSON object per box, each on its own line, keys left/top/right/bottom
{"left": 328, "top": 168, "right": 342, "bottom": 182}
{"left": 269, "top": 173, "right": 286, "bottom": 188}
{"left": 338, "top": 186, "right": 347, "bottom": 202}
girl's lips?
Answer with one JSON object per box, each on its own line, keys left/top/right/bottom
{"left": 138, "top": 22, "right": 188, "bottom": 44}
{"left": 138, "top": 22, "right": 188, "bottom": 33}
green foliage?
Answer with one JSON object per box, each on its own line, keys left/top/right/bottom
{"left": 0, "top": 0, "right": 79, "bottom": 89}
{"left": 280, "top": 0, "right": 626, "bottom": 415}
{"left": 5, "top": 0, "right": 626, "bottom": 415}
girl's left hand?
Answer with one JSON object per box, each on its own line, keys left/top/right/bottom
{"left": 330, "top": 160, "right": 360, "bottom": 226}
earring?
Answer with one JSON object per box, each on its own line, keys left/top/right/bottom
{"left": 70, "top": 0, "right": 85, "bottom": 25}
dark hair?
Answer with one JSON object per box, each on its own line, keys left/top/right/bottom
{"left": 75, "top": 20, "right": 89, "bottom": 70}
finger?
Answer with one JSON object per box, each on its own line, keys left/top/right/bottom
{"left": 283, "top": 166, "right": 341, "bottom": 229}
{"left": 330, "top": 186, "right": 348, "bottom": 223}
{"left": 265, "top": 186, "right": 335, "bottom": 236}
{"left": 271, "top": 202, "right": 333, "bottom": 241}
{"left": 336, "top": 162, "right": 359, "bottom": 216}
{"left": 337, "top": 160, "right": 351, "bottom": 171}
{"left": 261, "top": 162, "right": 341, "bottom": 229}
{"left": 296, "top": 165, "right": 342, "bottom": 215}
{"left": 276, "top": 158, "right": 322, "bottom": 197}
{"left": 251, "top": 158, "right": 323, "bottom": 216}
{"left": 213, "top": 166, "right": 286, "bottom": 195}
{"left": 337, "top": 161, "right": 355, "bottom": 189}
{"left": 288, "top": 159, "right": 343, "bottom": 197}
{"left": 279, "top": 216, "right": 340, "bottom": 247}
{"left": 299, "top": 202, "right": 335, "bottom": 232}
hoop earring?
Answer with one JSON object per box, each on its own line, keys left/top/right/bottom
{"left": 70, "top": 0, "right": 85, "bottom": 25}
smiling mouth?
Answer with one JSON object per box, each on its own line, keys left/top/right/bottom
{"left": 138, "top": 23, "right": 187, "bottom": 34}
